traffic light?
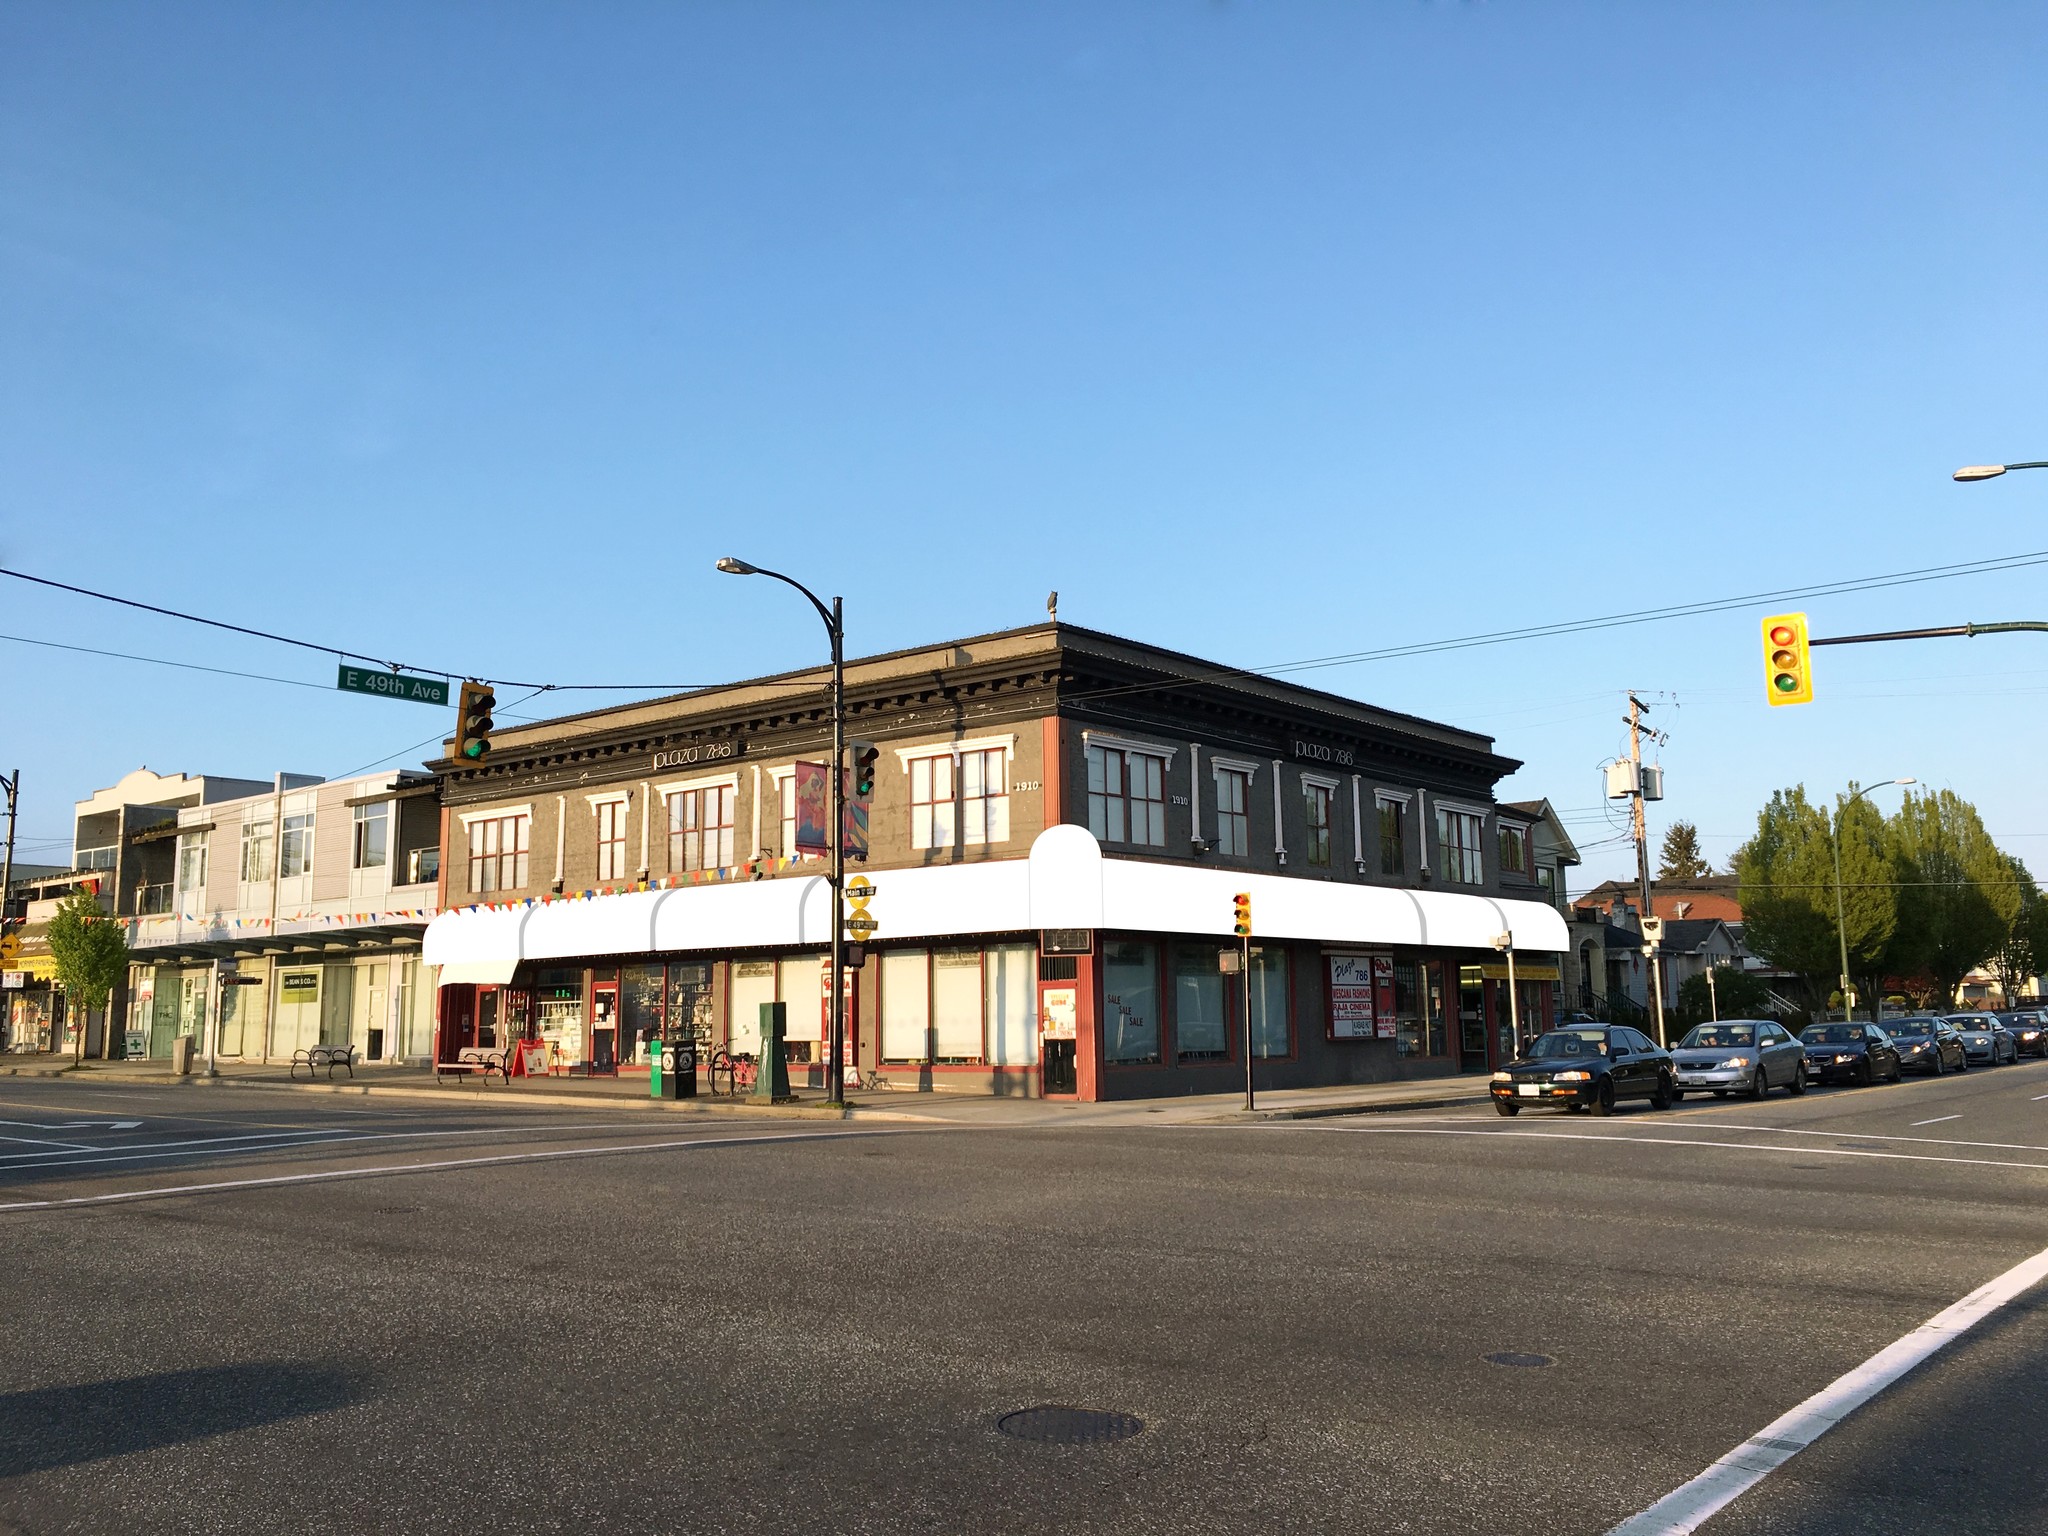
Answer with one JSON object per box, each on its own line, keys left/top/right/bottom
{"left": 457, "top": 680, "right": 497, "bottom": 760}
{"left": 842, "top": 739, "right": 880, "bottom": 860}
{"left": 1232, "top": 892, "right": 1252, "bottom": 937}
{"left": 1761, "top": 613, "right": 1813, "bottom": 707}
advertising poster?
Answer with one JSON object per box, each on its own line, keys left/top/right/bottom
{"left": 793, "top": 760, "right": 830, "bottom": 855}
{"left": 1327, "top": 953, "right": 1376, "bottom": 1039}
{"left": 1371, "top": 955, "right": 1397, "bottom": 1039}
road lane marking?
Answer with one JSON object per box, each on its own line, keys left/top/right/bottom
{"left": 0, "top": 1127, "right": 905, "bottom": 1213}
{"left": 1380, "top": 1116, "right": 2048, "bottom": 1155}
{"left": 0, "top": 1134, "right": 97, "bottom": 1150}
{"left": 1298, "top": 1124, "right": 2048, "bottom": 1171}
{"left": 0, "top": 1120, "right": 724, "bottom": 1173}
{"left": 1912, "top": 1115, "right": 1962, "bottom": 1126}
{"left": 1605, "top": 1237, "right": 2048, "bottom": 1534}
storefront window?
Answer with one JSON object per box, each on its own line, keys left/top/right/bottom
{"left": 535, "top": 967, "right": 585, "bottom": 1068}
{"left": 1457, "top": 965, "right": 1488, "bottom": 1061}
{"left": 1172, "top": 944, "right": 1228, "bottom": 1060}
{"left": 1426, "top": 961, "right": 1450, "bottom": 1056}
{"left": 1102, "top": 941, "right": 1160, "bottom": 1063}
{"left": 728, "top": 961, "right": 774, "bottom": 1057}
{"left": 1249, "top": 946, "right": 1290, "bottom": 1058}
{"left": 881, "top": 950, "right": 930, "bottom": 1063}
{"left": 984, "top": 945, "right": 1036, "bottom": 1067}
{"left": 933, "top": 951, "right": 982, "bottom": 1061}
{"left": 1393, "top": 959, "right": 1424, "bottom": 1057}
{"left": 666, "top": 963, "right": 713, "bottom": 1051}
{"left": 621, "top": 964, "right": 665, "bottom": 1064}
{"left": 777, "top": 957, "right": 823, "bottom": 1063}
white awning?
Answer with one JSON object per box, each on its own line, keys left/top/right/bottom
{"left": 424, "top": 824, "right": 1569, "bottom": 974}
{"left": 435, "top": 959, "right": 521, "bottom": 987}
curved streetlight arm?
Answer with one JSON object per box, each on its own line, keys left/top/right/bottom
{"left": 720, "top": 559, "right": 839, "bottom": 642}
{"left": 1955, "top": 460, "right": 2048, "bottom": 482}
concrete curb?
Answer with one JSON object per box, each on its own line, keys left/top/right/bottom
{"left": 1211, "top": 1091, "right": 1489, "bottom": 1123}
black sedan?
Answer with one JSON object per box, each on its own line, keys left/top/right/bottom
{"left": 1799, "top": 1022, "right": 1904, "bottom": 1086}
{"left": 1997, "top": 1011, "right": 2048, "bottom": 1058}
{"left": 1490, "top": 1025, "right": 1675, "bottom": 1117}
{"left": 1886, "top": 1016, "right": 1968, "bottom": 1075}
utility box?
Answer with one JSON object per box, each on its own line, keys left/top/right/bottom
{"left": 1641, "top": 765, "right": 1665, "bottom": 801}
{"left": 653, "top": 1040, "right": 697, "bottom": 1100}
{"left": 170, "top": 1035, "right": 195, "bottom": 1075}
{"left": 1604, "top": 761, "right": 1637, "bottom": 799}
{"left": 750, "top": 1002, "right": 794, "bottom": 1104}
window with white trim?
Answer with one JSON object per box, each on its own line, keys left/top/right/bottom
{"left": 240, "top": 818, "right": 273, "bottom": 883}
{"left": 351, "top": 802, "right": 389, "bottom": 870}
{"left": 1088, "top": 745, "right": 1165, "bottom": 847}
{"left": 910, "top": 756, "right": 955, "bottom": 851}
{"left": 775, "top": 775, "right": 823, "bottom": 861}
{"left": 1303, "top": 781, "right": 1333, "bottom": 868}
{"left": 176, "top": 832, "right": 208, "bottom": 897}
{"left": 467, "top": 813, "right": 530, "bottom": 893}
{"left": 280, "top": 812, "right": 315, "bottom": 879}
{"left": 1213, "top": 766, "right": 1250, "bottom": 857}
{"left": 959, "top": 749, "right": 1008, "bottom": 846}
{"left": 669, "top": 785, "right": 734, "bottom": 872}
{"left": 595, "top": 800, "right": 628, "bottom": 881}
{"left": 1498, "top": 822, "right": 1531, "bottom": 877}
{"left": 1436, "top": 806, "right": 1486, "bottom": 885}
{"left": 1378, "top": 796, "right": 1407, "bottom": 877}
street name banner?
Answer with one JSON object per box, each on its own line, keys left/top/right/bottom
{"left": 335, "top": 665, "right": 451, "bottom": 706}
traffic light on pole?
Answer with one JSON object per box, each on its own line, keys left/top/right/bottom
{"left": 842, "top": 739, "right": 880, "bottom": 860}
{"left": 1232, "top": 892, "right": 1252, "bottom": 937}
{"left": 456, "top": 680, "right": 497, "bottom": 760}
{"left": 1761, "top": 613, "right": 1813, "bottom": 706}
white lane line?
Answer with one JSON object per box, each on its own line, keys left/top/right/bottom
{"left": 0, "top": 1120, "right": 708, "bottom": 1173}
{"left": 1301, "top": 1125, "right": 2048, "bottom": 1171}
{"left": 0, "top": 1127, "right": 902, "bottom": 1213}
{"left": 0, "top": 1134, "right": 97, "bottom": 1150}
{"left": 1912, "top": 1115, "right": 1962, "bottom": 1126}
{"left": 2032, "top": 1094, "right": 2048, "bottom": 1102}
{"left": 1606, "top": 1237, "right": 2048, "bottom": 1534}
{"left": 1361, "top": 1116, "right": 2048, "bottom": 1155}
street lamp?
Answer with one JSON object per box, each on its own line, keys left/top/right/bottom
{"left": 1830, "top": 777, "right": 1915, "bottom": 1024}
{"left": 716, "top": 557, "right": 849, "bottom": 1106}
{"left": 1954, "top": 461, "right": 2048, "bottom": 482}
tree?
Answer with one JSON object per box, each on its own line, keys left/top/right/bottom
{"left": 45, "top": 886, "right": 129, "bottom": 1064}
{"left": 1674, "top": 964, "right": 1773, "bottom": 1026}
{"left": 1659, "top": 820, "right": 1710, "bottom": 880}
{"left": 1735, "top": 786, "right": 1896, "bottom": 1012}
{"left": 1981, "top": 858, "right": 2043, "bottom": 1007}
{"left": 1886, "top": 790, "right": 2015, "bottom": 1007}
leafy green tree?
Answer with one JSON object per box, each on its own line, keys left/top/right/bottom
{"left": 46, "top": 886, "right": 130, "bottom": 1064}
{"left": 1886, "top": 790, "right": 2015, "bottom": 1007}
{"left": 1986, "top": 860, "right": 2043, "bottom": 1007}
{"left": 1674, "top": 964, "right": 1773, "bottom": 1026}
{"left": 1659, "top": 821, "right": 1711, "bottom": 880}
{"left": 1735, "top": 786, "right": 1896, "bottom": 1012}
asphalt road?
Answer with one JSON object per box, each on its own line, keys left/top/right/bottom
{"left": 3, "top": 1061, "right": 2047, "bottom": 1534}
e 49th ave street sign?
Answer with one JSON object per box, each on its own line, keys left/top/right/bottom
{"left": 335, "top": 665, "right": 451, "bottom": 706}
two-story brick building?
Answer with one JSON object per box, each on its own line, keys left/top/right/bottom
{"left": 421, "top": 622, "right": 1569, "bottom": 1099}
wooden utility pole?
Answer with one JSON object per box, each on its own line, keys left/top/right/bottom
{"left": 1627, "top": 696, "right": 1668, "bottom": 1047}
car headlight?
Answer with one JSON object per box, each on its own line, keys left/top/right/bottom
{"left": 1720, "top": 1055, "right": 1753, "bottom": 1069}
{"left": 1834, "top": 1054, "right": 1854, "bottom": 1063}
{"left": 1553, "top": 1069, "right": 1592, "bottom": 1082}
{"left": 1908, "top": 1043, "right": 1926, "bottom": 1052}
{"left": 2025, "top": 1031, "right": 2041, "bottom": 1040}
{"left": 1491, "top": 1071, "right": 1512, "bottom": 1083}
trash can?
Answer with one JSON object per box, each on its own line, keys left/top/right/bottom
{"left": 654, "top": 1040, "right": 697, "bottom": 1100}
{"left": 171, "top": 1034, "right": 195, "bottom": 1075}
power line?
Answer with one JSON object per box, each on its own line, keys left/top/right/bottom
{"left": 1065, "top": 547, "right": 2048, "bottom": 707}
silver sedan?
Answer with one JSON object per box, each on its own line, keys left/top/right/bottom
{"left": 1669, "top": 1019, "right": 1808, "bottom": 1100}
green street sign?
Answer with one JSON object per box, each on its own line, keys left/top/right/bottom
{"left": 336, "top": 665, "right": 450, "bottom": 706}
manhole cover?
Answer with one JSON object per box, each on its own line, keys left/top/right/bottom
{"left": 1482, "top": 1351, "right": 1555, "bottom": 1369}
{"left": 375, "top": 1205, "right": 423, "bottom": 1215}
{"left": 996, "top": 1406, "right": 1145, "bottom": 1445}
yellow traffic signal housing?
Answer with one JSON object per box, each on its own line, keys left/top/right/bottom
{"left": 1762, "top": 613, "right": 1813, "bottom": 706}
{"left": 1232, "top": 892, "right": 1252, "bottom": 937}
{"left": 456, "top": 680, "right": 497, "bottom": 760}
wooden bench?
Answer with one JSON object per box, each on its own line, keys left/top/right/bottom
{"left": 290, "top": 1044, "right": 358, "bottom": 1081}
{"left": 435, "top": 1047, "right": 508, "bottom": 1083}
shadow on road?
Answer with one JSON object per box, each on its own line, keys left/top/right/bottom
{"left": 0, "top": 1361, "right": 368, "bottom": 1476}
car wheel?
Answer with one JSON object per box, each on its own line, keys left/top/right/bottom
{"left": 1956, "top": 1050, "right": 1970, "bottom": 1072}
{"left": 1932, "top": 1050, "right": 1946, "bottom": 1076}
{"left": 1857, "top": 1059, "right": 1873, "bottom": 1087}
{"left": 1670, "top": 1088, "right": 1686, "bottom": 1102}
{"left": 1890, "top": 1057, "right": 1904, "bottom": 1083}
{"left": 1651, "top": 1072, "right": 1674, "bottom": 1110}
{"left": 1749, "top": 1066, "right": 1770, "bottom": 1101}
{"left": 1788, "top": 1062, "right": 1807, "bottom": 1096}
{"left": 1494, "top": 1100, "right": 1519, "bottom": 1117}
{"left": 1589, "top": 1079, "right": 1616, "bottom": 1117}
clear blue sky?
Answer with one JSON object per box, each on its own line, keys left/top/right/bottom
{"left": 5, "top": 3, "right": 2046, "bottom": 886}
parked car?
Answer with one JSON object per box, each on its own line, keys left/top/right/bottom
{"left": 1490, "top": 1026, "right": 1675, "bottom": 1117}
{"left": 1799, "top": 1022, "right": 1904, "bottom": 1086}
{"left": 1995, "top": 1011, "right": 2048, "bottom": 1058}
{"left": 1668, "top": 1019, "right": 1807, "bottom": 1100}
{"left": 1947, "top": 1014, "right": 2018, "bottom": 1067}
{"left": 1887, "top": 1016, "right": 1968, "bottom": 1075}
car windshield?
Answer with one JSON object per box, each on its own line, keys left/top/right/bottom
{"left": 1680, "top": 1025, "right": 1755, "bottom": 1049}
{"left": 1530, "top": 1030, "right": 1609, "bottom": 1059}
{"left": 1890, "top": 1020, "right": 1934, "bottom": 1037}
{"left": 1801, "top": 1026, "right": 1866, "bottom": 1045}
{"left": 1950, "top": 1018, "right": 1989, "bottom": 1030}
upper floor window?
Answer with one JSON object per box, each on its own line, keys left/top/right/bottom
{"left": 176, "top": 832, "right": 208, "bottom": 895}
{"left": 910, "top": 755, "right": 955, "bottom": 851}
{"left": 1378, "top": 796, "right": 1407, "bottom": 877}
{"left": 1437, "top": 806, "right": 1486, "bottom": 886}
{"left": 1213, "top": 767, "right": 1250, "bottom": 857}
{"left": 280, "top": 812, "right": 315, "bottom": 879}
{"left": 1498, "top": 822, "right": 1531, "bottom": 877}
{"left": 960, "top": 749, "right": 1009, "bottom": 846}
{"left": 670, "top": 786, "right": 734, "bottom": 872}
{"left": 1088, "top": 744, "right": 1165, "bottom": 848}
{"left": 240, "top": 819, "right": 273, "bottom": 883}
{"left": 352, "top": 802, "right": 389, "bottom": 871}
{"left": 595, "top": 799, "right": 628, "bottom": 881}
{"left": 1303, "top": 781, "right": 1333, "bottom": 869}
{"left": 468, "top": 813, "right": 530, "bottom": 894}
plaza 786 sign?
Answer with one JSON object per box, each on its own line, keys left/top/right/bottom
{"left": 843, "top": 876, "right": 878, "bottom": 939}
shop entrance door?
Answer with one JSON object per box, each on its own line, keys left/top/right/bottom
{"left": 591, "top": 983, "right": 619, "bottom": 1073}
{"left": 1042, "top": 1040, "right": 1076, "bottom": 1094}
{"left": 439, "top": 987, "right": 476, "bottom": 1063}
{"left": 1455, "top": 965, "right": 1488, "bottom": 1071}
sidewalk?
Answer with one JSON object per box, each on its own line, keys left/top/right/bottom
{"left": 5, "top": 1057, "right": 1489, "bottom": 1126}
